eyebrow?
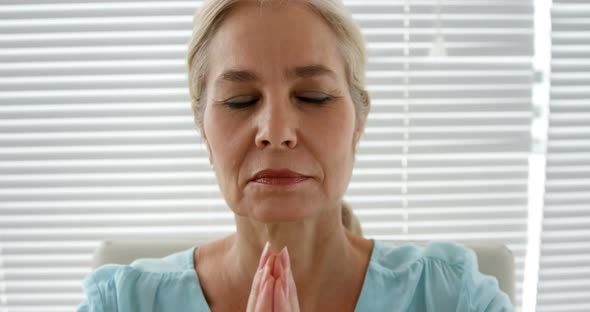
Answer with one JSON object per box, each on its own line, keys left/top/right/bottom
{"left": 215, "top": 64, "right": 338, "bottom": 84}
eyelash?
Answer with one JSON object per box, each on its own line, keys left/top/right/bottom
{"left": 224, "top": 96, "right": 332, "bottom": 109}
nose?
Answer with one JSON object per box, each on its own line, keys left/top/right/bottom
{"left": 254, "top": 98, "right": 298, "bottom": 150}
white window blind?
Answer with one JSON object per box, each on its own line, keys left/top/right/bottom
{"left": 356, "top": 1, "right": 532, "bottom": 310}
{"left": 0, "top": 1, "right": 533, "bottom": 311}
{"left": 537, "top": 1, "right": 590, "bottom": 311}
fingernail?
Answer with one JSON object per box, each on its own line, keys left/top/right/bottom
{"left": 282, "top": 246, "right": 290, "bottom": 269}
{"left": 262, "top": 259, "right": 269, "bottom": 279}
{"left": 258, "top": 241, "right": 270, "bottom": 269}
{"left": 279, "top": 247, "right": 286, "bottom": 268}
{"left": 261, "top": 279, "right": 272, "bottom": 292}
{"left": 284, "top": 267, "right": 290, "bottom": 297}
{"left": 261, "top": 274, "right": 269, "bottom": 291}
{"left": 278, "top": 246, "right": 285, "bottom": 257}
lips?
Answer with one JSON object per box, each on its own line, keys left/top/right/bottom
{"left": 250, "top": 169, "right": 309, "bottom": 186}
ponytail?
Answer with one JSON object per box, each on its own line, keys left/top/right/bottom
{"left": 341, "top": 201, "right": 363, "bottom": 236}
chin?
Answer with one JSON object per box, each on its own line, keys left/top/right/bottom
{"left": 251, "top": 198, "right": 317, "bottom": 222}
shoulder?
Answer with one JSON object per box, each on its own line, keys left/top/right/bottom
{"left": 372, "top": 240, "right": 476, "bottom": 275}
{"left": 363, "top": 238, "right": 483, "bottom": 305}
{"left": 76, "top": 247, "right": 201, "bottom": 312}
{"left": 89, "top": 245, "right": 198, "bottom": 287}
{"left": 367, "top": 240, "right": 514, "bottom": 311}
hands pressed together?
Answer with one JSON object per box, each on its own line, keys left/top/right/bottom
{"left": 246, "top": 242, "right": 301, "bottom": 312}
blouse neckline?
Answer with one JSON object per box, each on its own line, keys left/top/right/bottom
{"left": 187, "top": 238, "right": 379, "bottom": 311}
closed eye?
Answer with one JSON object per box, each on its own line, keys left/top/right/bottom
{"left": 297, "top": 96, "right": 332, "bottom": 104}
{"left": 224, "top": 98, "right": 257, "bottom": 109}
{"left": 223, "top": 95, "right": 332, "bottom": 109}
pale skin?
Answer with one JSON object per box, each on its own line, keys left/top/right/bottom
{"left": 194, "top": 1, "right": 374, "bottom": 311}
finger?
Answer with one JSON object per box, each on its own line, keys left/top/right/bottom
{"left": 273, "top": 250, "right": 284, "bottom": 278}
{"left": 246, "top": 260, "right": 267, "bottom": 312}
{"left": 256, "top": 276, "right": 275, "bottom": 312}
{"left": 258, "top": 241, "right": 271, "bottom": 270}
{"left": 280, "top": 246, "right": 289, "bottom": 269}
{"left": 247, "top": 245, "right": 274, "bottom": 312}
{"left": 286, "top": 267, "right": 300, "bottom": 311}
{"left": 274, "top": 271, "right": 288, "bottom": 312}
{"left": 276, "top": 254, "right": 289, "bottom": 300}
{"left": 283, "top": 249, "right": 300, "bottom": 311}
{"left": 248, "top": 256, "right": 273, "bottom": 311}
{"left": 267, "top": 253, "right": 276, "bottom": 278}
{"left": 274, "top": 256, "right": 287, "bottom": 297}
{"left": 279, "top": 254, "right": 289, "bottom": 300}
{"left": 259, "top": 255, "right": 273, "bottom": 292}
{"left": 278, "top": 247, "right": 289, "bottom": 294}
{"left": 272, "top": 257, "right": 287, "bottom": 311}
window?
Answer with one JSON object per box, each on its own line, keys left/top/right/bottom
{"left": 536, "top": 1, "right": 590, "bottom": 311}
{"left": 2, "top": 1, "right": 575, "bottom": 311}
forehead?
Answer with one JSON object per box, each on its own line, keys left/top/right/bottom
{"left": 206, "top": 1, "right": 346, "bottom": 85}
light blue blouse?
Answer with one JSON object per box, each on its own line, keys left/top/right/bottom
{"left": 77, "top": 239, "right": 514, "bottom": 311}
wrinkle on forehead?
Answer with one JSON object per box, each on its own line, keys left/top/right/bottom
{"left": 214, "top": 64, "right": 339, "bottom": 87}
{"left": 206, "top": 0, "right": 347, "bottom": 89}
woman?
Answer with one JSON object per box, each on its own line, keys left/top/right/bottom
{"left": 77, "top": 0, "right": 514, "bottom": 311}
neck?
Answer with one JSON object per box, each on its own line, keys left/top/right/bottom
{"left": 223, "top": 206, "right": 364, "bottom": 304}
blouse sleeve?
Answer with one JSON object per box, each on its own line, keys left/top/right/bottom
{"left": 76, "top": 273, "right": 105, "bottom": 312}
{"left": 76, "top": 265, "right": 120, "bottom": 312}
{"left": 461, "top": 257, "right": 514, "bottom": 312}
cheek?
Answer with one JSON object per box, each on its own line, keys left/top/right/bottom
{"left": 313, "top": 105, "right": 356, "bottom": 191}
{"left": 328, "top": 105, "right": 356, "bottom": 153}
{"left": 203, "top": 108, "right": 246, "bottom": 194}
{"left": 204, "top": 107, "right": 241, "bottom": 156}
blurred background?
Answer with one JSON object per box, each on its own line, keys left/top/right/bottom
{"left": 0, "top": 0, "right": 587, "bottom": 311}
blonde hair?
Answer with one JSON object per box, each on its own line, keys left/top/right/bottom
{"left": 186, "top": 0, "right": 368, "bottom": 236}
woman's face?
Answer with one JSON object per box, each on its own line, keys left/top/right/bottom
{"left": 202, "top": 2, "right": 360, "bottom": 223}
